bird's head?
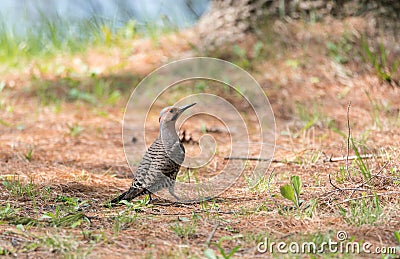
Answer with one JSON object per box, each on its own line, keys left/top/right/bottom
{"left": 159, "top": 103, "right": 196, "bottom": 124}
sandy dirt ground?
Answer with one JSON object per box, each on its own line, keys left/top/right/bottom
{"left": 0, "top": 17, "right": 399, "bottom": 258}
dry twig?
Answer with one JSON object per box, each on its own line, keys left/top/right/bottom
{"left": 333, "top": 191, "right": 400, "bottom": 206}
{"left": 206, "top": 222, "right": 220, "bottom": 247}
{"left": 224, "top": 156, "right": 272, "bottom": 161}
{"left": 346, "top": 101, "right": 353, "bottom": 180}
{"left": 328, "top": 174, "right": 343, "bottom": 191}
{"left": 322, "top": 186, "right": 370, "bottom": 197}
{"left": 224, "top": 157, "right": 296, "bottom": 164}
{"left": 355, "top": 161, "right": 390, "bottom": 188}
{"left": 323, "top": 154, "right": 378, "bottom": 162}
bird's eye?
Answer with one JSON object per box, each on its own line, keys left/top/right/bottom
{"left": 169, "top": 109, "right": 174, "bottom": 113}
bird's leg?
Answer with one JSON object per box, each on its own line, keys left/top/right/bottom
{"left": 147, "top": 193, "right": 161, "bottom": 204}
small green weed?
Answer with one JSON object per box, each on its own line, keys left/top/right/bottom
{"left": 0, "top": 203, "right": 38, "bottom": 225}
{"left": 41, "top": 209, "right": 89, "bottom": 228}
{"left": 170, "top": 214, "right": 198, "bottom": 239}
{"left": 294, "top": 102, "right": 344, "bottom": 138}
{"left": 177, "top": 168, "right": 199, "bottom": 184}
{"left": 335, "top": 165, "right": 347, "bottom": 184}
{"left": 280, "top": 175, "right": 302, "bottom": 208}
{"left": 338, "top": 194, "right": 382, "bottom": 226}
{"left": 2, "top": 177, "right": 38, "bottom": 198}
{"left": 113, "top": 210, "right": 139, "bottom": 235}
{"left": 245, "top": 175, "right": 269, "bottom": 194}
{"left": 351, "top": 138, "right": 372, "bottom": 180}
{"left": 36, "top": 232, "right": 83, "bottom": 255}
{"left": 82, "top": 229, "right": 108, "bottom": 244}
{"left": 117, "top": 195, "right": 150, "bottom": 210}
{"left": 278, "top": 175, "right": 317, "bottom": 217}
{"left": 204, "top": 235, "right": 242, "bottom": 259}
{"left": 326, "top": 34, "right": 354, "bottom": 64}
{"left": 33, "top": 75, "right": 136, "bottom": 106}
{"left": 112, "top": 197, "right": 150, "bottom": 235}
{"left": 231, "top": 41, "right": 264, "bottom": 70}
{"left": 360, "top": 35, "right": 400, "bottom": 86}
{"left": 40, "top": 196, "right": 90, "bottom": 227}
{"left": 365, "top": 91, "right": 384, "bottom": 129}
{"left": 0, "top": 247, "right": 12, "bottom": 256}
{"left": 25, "top": 148, "right": 34, "bottom": 162}
{"left": 67, "top": 123, "right": 84, "bottom": 137}
{"left": 170, "top": 222, "right": 197, "bottom": 239}
{"left": 0, "top": 203, "right": 17, "bottom": 220}
{"left": 232, "top": 45, "right": 250, "bottom": 69}
{"left": 204, "top": 245, "right": 240, "bottom": 259}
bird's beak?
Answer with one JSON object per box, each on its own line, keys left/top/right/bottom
{"left": 172, "top": 103, "right": 196, "bottom": 121}
{"left": 178, "top": 103, "right": 196, "bottom": 114}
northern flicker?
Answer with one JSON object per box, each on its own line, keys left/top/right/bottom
{"left": 110, "top": 103, "right": 196, "bottom": 204}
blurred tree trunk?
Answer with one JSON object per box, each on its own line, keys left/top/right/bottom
{"left": 195, "top": 0, "right": 400, "bottom": 50}
{"left": 195, "top": 0, "right": 270, "bottom": 50}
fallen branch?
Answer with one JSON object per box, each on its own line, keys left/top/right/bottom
{"left": 346, "top": 101, "right": 351, "bottom": 178}
{"left": 333, "top": 191, "right": 400, "bottom": 206}
{"left": 322, "top": 187, "right": 370, "bottom": 198}
{"left": 223, "top": 157, "right": 296, "bottom": 164}
{"left": 371, "top": 174, "right": 400, "bottom": 182}
{"left": 146, "top": 210, "right": 236, "bottom": 216}
{"left": 326, "top": 174, "right": 370, "bottom": 198}
{"left": 355, "top": 161, "right": 389, "bottom": 188}
{"left": 206, "top": 222, "right": 220, "bottom": 247}
{"left": 224, "top": 156, "right": 272, "bottom": 161}
{"left": 322, "top": 180, "right": 371, "bottom": 197}
{"left": 323, "top": 154, "right": 380, "bottom": 162}
{"left": 326, "top": 160, "right": 389, "bottom": 196}
{"left": 328, "top": 174, "right": 343, "bottom": 191}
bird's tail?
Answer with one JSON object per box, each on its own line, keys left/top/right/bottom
{"left": 110, "top": 187, "right": 146, "bottom": 205}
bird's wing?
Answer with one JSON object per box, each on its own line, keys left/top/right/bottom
{"left": 131, "top": 140, "right": 161, "bottom": 188}
{"left": 169, "top": 140, "right": 185, "bottom": 165}
{"left": 145, "top": 139, "right": 185, "bottom": 191}
{"left": 132, "top": 137, "right": 185, "bottom": 193}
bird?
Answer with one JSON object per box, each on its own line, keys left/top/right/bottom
{"left": 110, "top": 103, "right": 196, "bottom": 204}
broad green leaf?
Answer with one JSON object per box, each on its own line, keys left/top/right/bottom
{"left": 280, "top": 184, "right": 296, "bottom": 204}
{"left": 291, "top": 175, "right": 302, "bottom": 198}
